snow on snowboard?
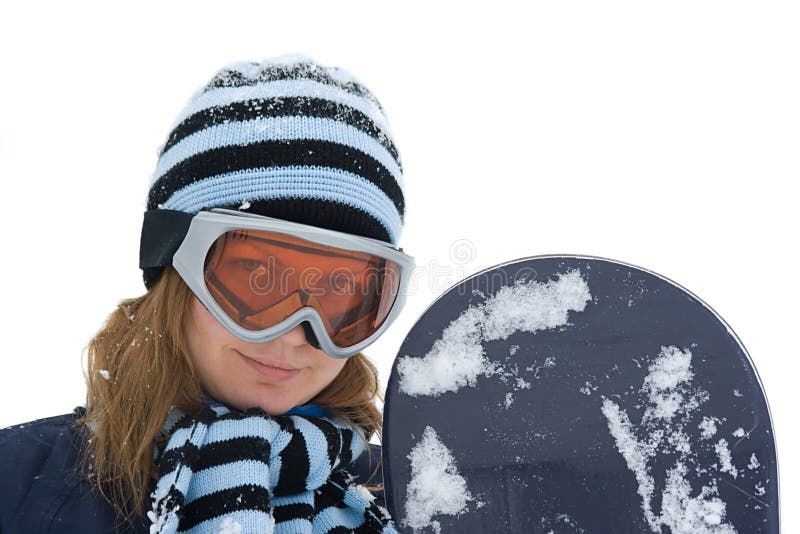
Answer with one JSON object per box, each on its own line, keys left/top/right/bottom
{"left": 382, "top": 255, "right": 779, "bottom": 534}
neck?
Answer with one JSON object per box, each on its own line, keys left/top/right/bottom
{"left": 200, "top": 391, "right": 329, "bottom": 418}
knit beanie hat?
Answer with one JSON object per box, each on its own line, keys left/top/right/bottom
{"left": 142, "top": 53, "right": 405, "bottom": 290}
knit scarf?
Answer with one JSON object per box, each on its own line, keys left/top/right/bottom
{"left": 147, "top": 401, "right": 398, "bottom": 534}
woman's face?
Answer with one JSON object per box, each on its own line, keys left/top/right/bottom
{"left": 183, "top": 294, "right": 347, "bottom": 415}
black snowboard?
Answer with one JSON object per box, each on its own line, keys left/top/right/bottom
{"left": 382, "top": 255, "right": 779, "bottom": 534}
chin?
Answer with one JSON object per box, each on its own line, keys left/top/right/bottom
{"left": 259, "top": 404, "right": 289, "bottom": 416}
{"left": 244, "top": 397, "right": 295, "bottom": 417}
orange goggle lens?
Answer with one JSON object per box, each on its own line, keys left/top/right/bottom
{"left": 202, "top": 228, "right": 401, "bottom": 348}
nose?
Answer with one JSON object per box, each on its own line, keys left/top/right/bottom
{"left": 267, "top": 322, "right": 320, "bottom": 350}
{"left": 276, "top": 323, "right": 311, "bottom": 347}
{"left": 299, "top": 321, "right": 322, "bottom": 349}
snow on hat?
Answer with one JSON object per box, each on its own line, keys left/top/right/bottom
{"left": 142, "top": 53, "right": 405, "bottom": 288}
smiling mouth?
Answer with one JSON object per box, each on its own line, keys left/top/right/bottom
{"left": 235, "top": 350, "right": 303, "bottom": 381}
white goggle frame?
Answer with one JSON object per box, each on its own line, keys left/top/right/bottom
{"left": 171, "top": 208, "right": 415, "bottom": 359}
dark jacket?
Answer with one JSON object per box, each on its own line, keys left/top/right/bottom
{"left": 0, "top": 407, "right": 385, "bottom": 533}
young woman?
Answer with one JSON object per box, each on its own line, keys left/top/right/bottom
{"left": 0, "top": 54, "right": 413, "bottom": 534}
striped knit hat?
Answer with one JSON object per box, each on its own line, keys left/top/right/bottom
{"left": 143, "top": 53, "right": 405, "bottom": 289}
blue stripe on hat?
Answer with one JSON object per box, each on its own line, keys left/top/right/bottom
{"left": 151, "top": 116, "right": 403, "bottom": 190}
{"left": 161, "top": 166, "right": 403, "bottom": 245}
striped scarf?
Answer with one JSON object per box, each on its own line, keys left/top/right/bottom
{"left": 148, "top": 402, "right": 398, "bottom": 534}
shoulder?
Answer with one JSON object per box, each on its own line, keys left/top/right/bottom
{"left": 0, "top": 410, "right": 79, "bottom": 444}
{"left": 0, "top": 408, "right": 91, "bottom": 474}
{"left": 0, "top": 410, "right": 83, "bottom": 500}
{"left": 0, "top": 410, "right": 82, "bottom": 531}
{"left": 0, "top": 408, "right": 149, "bottom": 534}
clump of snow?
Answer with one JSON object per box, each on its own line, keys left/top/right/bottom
{"left": 482, "top": 270, "right": 591, "bottom": 341}
{"left": 215, "top": 517, "right": 243, "bottom": 534}
{"left": 527, "top": 356, "right": 557, "bottom": 378}
{"left": 660, "top": 463, "right": 736, "bottom": 534}
{"left": 579, "top": 380, "right": 599, "bottom": 396}
{"left": 601, "top": 398, "right": 659, "bottom": 524}
{"left": 238, "top": 201, "right": 251, "bottom": 210}
{"left": 98, "top": 369, "right": 110, "bottom": 380}
{"left": 668, "top": 430, "right": 692, "bottom": 455}
{"left": 398, "top": 270, "right": 591, "bottom": 397}
{"left": 748, "top": 453, "right": 760, "bottom": 470}
{"left": 147, "top": 482, "right": 179, "bottom": 534}
{"left": 600, "top": 345, "right": 739, "bottom": 533}
{"left": 496, "top": 362, "right": 538, "bottom": 393}
{"left": 641, "top": 346, "right": 693, "bottom": 421}
{"left": 516, "top": 377, "right": 531, "bottom": 390}
{"left": 404, "top": 426, "right": 473, "bottom": 532}
{"left": 714, "top": 439, "right": 738, "bottom": 479}
{"left": 377, "top": 504, "right": 392, "bottom": 521}
{"left": 539, "top": 513, "right": 586, "bottom": 533}
{"left": 699, "top": 417, "right": 719, "bottom": 440}
{"left": 355, "top": 484, "right": 377, "bottom": 503}
{"left": 397, "top": 306, "right": 498, "bottom": 397}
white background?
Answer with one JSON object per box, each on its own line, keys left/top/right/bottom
{"left": 1, "top": 0, "right": 797, "bottom": 527}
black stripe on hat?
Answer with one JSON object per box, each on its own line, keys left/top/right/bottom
{"left": 204, "top": 61, "right": 385, "bottom": 114}
{"left": 159, "top": 96, "right": 401, "bottom": 170}
{"left": 179, "top": 484, "right": 272, "bottom": 530}
{"left": 273, "top": 417, "right": 311, "bottom": 496}
{"left": 147, "top": 139, "right": 405, "bottom": 219}
{"left": 219, "top": 197, "right": 392, "bottom": 244}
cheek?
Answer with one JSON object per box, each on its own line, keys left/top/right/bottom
{"left": 189, "top": 298, "right": 234, "bottom": 345}
{"left": 320, "top": 356, "right": 348, "bottom": 385}
{"left": 184, "top": 299, "right": 230, "bottom": 370}
{"left": 193, "top": 300, "right": 224, "bottom": 333}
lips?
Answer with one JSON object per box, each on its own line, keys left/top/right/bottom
{"left": 237, "top": 350, "right": 300, "bottom": 370}
{"left": 235, "top": 349, "right": 302, "bottom": 382}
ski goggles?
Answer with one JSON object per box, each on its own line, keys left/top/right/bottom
{"left": 139, "top": 208, "right": 414, "bottom": 359}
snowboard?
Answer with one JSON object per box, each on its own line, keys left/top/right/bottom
{"left": 382, "top": 255, "right": 779, "bottom": 534}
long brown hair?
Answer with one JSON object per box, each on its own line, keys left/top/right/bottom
{"left": 75, "top": 267, "right": 385, "bottom": 530}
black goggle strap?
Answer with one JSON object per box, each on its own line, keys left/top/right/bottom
{"left": 139, "top": 209, "right": 198, "bottom": 271}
